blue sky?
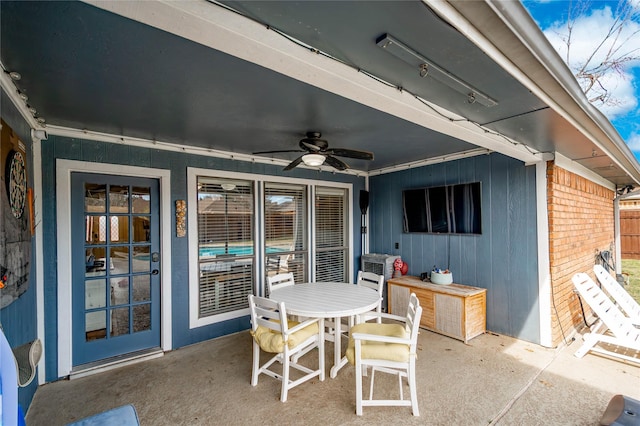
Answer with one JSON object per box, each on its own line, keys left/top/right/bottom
{"left": 523, "top": 0, "right": 640, "bottom": 155}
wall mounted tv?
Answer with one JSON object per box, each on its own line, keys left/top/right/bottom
{"left": 402, "top": 182, "right": 482, "bottom": 234}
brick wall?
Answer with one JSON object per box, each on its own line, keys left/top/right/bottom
{"left": 547, "top": 162, "right": 615, "bottom": 346}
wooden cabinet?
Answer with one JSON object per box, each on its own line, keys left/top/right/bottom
{"left": 387, "top": 276, "right": 486, "bottom": 343}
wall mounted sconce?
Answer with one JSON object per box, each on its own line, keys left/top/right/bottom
{"left": 376, "top": 33, "right": 498, "bottom": 107}
{"left": 176, "top": 200, "right": 186, "bottom": 237}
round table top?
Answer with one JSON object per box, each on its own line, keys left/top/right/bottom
{"left": 269, "top": 282, "right": 380, "bottom": 318}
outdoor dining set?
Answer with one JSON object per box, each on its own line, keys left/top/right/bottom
{"left": 248, "top": 271, "right": 422, "bottom": 416}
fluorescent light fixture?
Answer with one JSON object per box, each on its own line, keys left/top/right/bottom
{"left": 302, "top": 154, "right": 325, "bottom": 167}
{"left": 376, "top": 33, "right": 498, "bottom": 107}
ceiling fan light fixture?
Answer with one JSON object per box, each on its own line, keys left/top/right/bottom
{"left": 302, "top": 153, "right": 325, "bottom": 167}
{"left": 220, "top": 183, "right": 236, "bottom": 191}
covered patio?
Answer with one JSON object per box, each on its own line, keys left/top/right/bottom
{"left": 3, "top": 0, "right": 640, "bottom": 419}
{"left": 26, "top": 328, "right": 640, "bottom": 425}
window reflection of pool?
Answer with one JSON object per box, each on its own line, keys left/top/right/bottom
{"left": 133, "top": 246, "right": 283, "bottom": 261}
{"left": 199, "top": 246, "right": 281, "bottom": 257}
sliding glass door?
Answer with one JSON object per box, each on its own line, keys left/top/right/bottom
{"left": 264, "top": 183, "right": 307, "bottom": 283}
{"left": 188, "top": 168, "right": 352, "bottom": 326}
{"left": 315, "top": 186, "right": 348, "bottom": 282}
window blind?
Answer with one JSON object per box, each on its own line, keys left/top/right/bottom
{"left": 197, "top": 177, "right": 254, "bottom": 317}
{"left": 315, "top": 187, "right": 347, "bottom": 282}
{"left": 264, "top": 183, "right": 307, "bottom": 283}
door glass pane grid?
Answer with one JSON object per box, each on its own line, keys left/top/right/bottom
{"left": 86, "top": 215, "right": 106, "bottom": 245}
{"left": 133, "top": 303, "right": 151, "bottom": 333}
{"left": 84, "top": 183, "right": 106, "bottom": 213}
{"left": 111, "top": 307, "right": 130, "bottom": 337}
{"left": 197, "top": 177, "right": 255, "bottom": 318}
{"left": 109, "top": 185, "right": 129, "bottom": 213}
{"left": 133, "top": 216, "right": 151, "bottom": 243}
{"left": 265, "top": 184, "right": 307, "bottom": 282}
{"left": 133, "top": 275, "right": 151, "bottom": 302}
{"left": 131, "top": 186, "right": 151, "bottom": 213}
{"left": 84, "top": 182, "right": 143, "bottom": 341}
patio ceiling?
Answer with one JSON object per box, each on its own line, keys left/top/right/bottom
{"left": 1, "top": 0, "right": 639, "bottom": 185}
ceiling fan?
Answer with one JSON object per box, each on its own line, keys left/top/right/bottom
{"left": 253, "top": 132, "right": 374, "bottom": 171}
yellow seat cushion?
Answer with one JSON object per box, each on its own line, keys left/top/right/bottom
{"left": 251, "top": 320, "right": 319, "bottom": 353}
{"left": 346, "top": 323, "right": 409, "bottom": 365}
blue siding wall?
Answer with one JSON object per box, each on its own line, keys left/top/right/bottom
{"left": 0, "top": 91, "right": 39, "bottom": 410}
{"left": 40, "top": 136, "right": 366, "bottom": 381}
{"left": 369, "top": 153, "right": 540, "bottom": 343}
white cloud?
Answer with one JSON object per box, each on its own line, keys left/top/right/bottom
{"left": 541, "top": 5, "right": 640, "bottom": 120}
{"left": 597, "top": 70, "right": 638, "bottom": 119}
{"left": 627, "top": 132, "right": 640, "bottom": 152}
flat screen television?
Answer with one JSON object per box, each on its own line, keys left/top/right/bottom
{"left": 402, "top": 182, "right": 481, "bottom": 234}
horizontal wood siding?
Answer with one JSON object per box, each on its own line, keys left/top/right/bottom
{"left": 369, "top": 153, "right": 540, "bottom": 343}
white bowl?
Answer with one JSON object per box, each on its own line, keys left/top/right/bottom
{"left": 430, "top": 271, "right": 453, "bottom": 285}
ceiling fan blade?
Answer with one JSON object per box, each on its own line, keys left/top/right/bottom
{"left": 326, "top": 148, "right": 374, "bottom": 160}
{"left": 283, "top": 155, "right": 304, "bottom": 171}
{"left": 253, "top": 149, "right": 303, "bottom": 155}
{"left": 324, "top": 155, "right": 349, "bottom": 171}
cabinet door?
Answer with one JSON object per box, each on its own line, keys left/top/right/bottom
{"left": 389, "top": 284, "right": 410, "bottom": 316}
{"left": 434, "top": 294, "right": 463, "bottom": 338}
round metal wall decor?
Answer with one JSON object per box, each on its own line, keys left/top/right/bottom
{"left": 5, "top": 150, "right": 26, "bottom": 219}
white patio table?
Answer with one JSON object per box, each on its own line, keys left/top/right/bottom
{"left": 269, "top": 282, "right": 380, "bottom": 378}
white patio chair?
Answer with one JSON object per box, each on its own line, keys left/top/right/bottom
{"left": 266, "top": 272, "right": 295, "bottom": 297}
{"left": 594, "top": 265, "right": 640, "bottom": 326}
{"left": 248, "top": 295, "right": 324, "bottom": 402}
{"left": 571, "top": 273, "right": 640, "bottom": 364}
{"left": 346, "top": 293, "right": 422, "bottom": 416}
{"left": 357, "top": 271, "right": 385, "bottom": 323}
{"left": 328, "top": 271, "right": 385, "bottom": 341}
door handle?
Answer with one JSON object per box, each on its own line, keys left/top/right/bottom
{"left": 152, "top": 269, "right": 159, "bottom": 275}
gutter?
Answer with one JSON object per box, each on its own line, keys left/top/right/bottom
{"left": 426, "top": 0, "right": 640, "bottom": 186}
{"left": 485, "top": 1, "right": 640, "bottom": 184}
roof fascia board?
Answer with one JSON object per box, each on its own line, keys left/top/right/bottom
{"left": 554, "top": 152, "right": 616, "bottom": 191}
{"left": 83, "top": 0, "right": 540, "bottom": 164}
{"left": 427, "top": 0, "right": 640, "bottom": 185}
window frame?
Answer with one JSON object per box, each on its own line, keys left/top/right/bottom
{"left": 187, "top": 168, "right": 353, "bottom": 328}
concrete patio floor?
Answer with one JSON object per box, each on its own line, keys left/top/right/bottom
{"left": 26, "top": 327, "right": 640, "bottom": 425}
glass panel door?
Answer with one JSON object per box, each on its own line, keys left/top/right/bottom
{"left": 315, "top": 186, "right": 348, "bottom": 282}
{"left": 264, "top": 183, "right": 308, "bottom": 283}
{"left": 72, "top": 173, "right": 160, "bottom": 366}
